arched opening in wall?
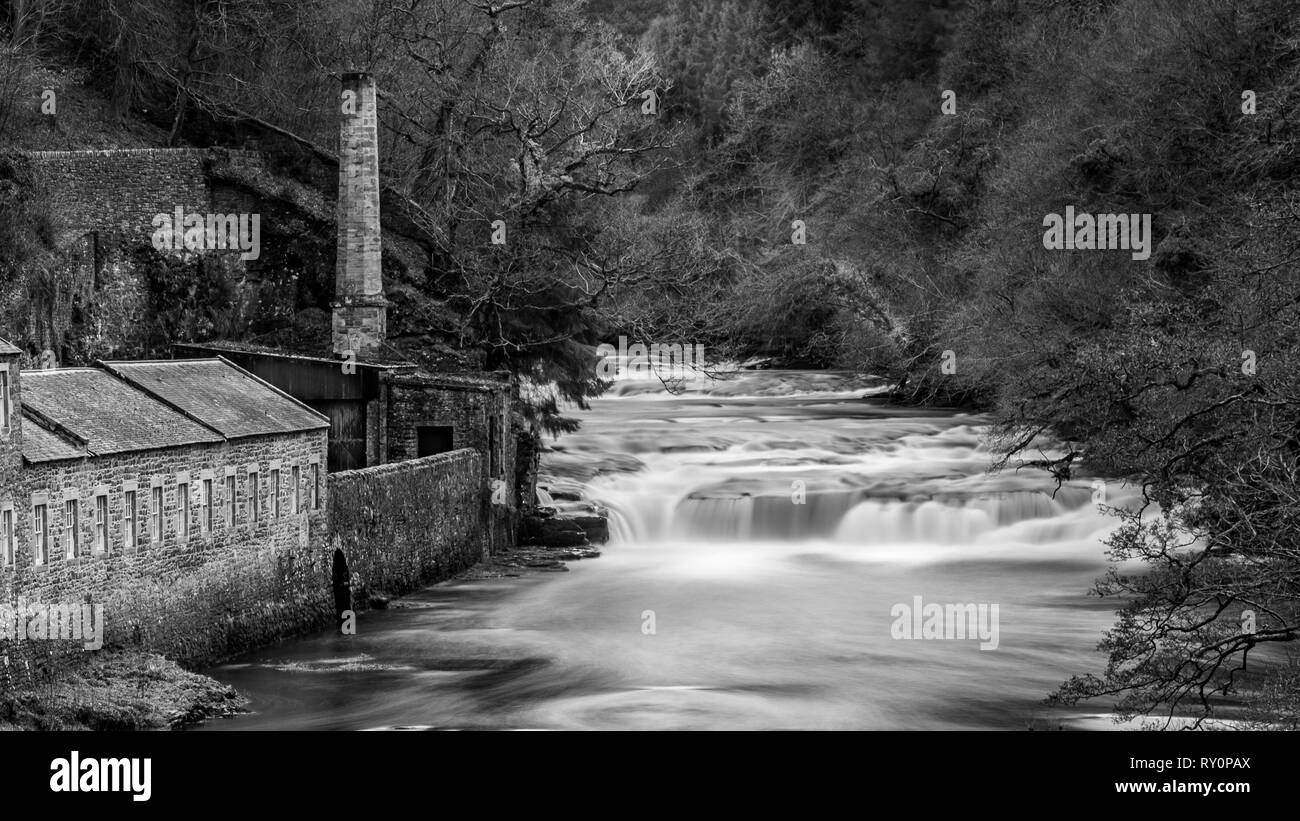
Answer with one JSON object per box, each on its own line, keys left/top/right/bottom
{"left": 331, "top": 548, "right": 352, "bottom": 630}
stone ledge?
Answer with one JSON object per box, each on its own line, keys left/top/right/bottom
{"left": 331, "top": 448, "right": 478, "bottom": 480}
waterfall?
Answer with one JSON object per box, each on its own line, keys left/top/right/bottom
{"left": 211, "top": 369, "right": 1141, "bottom": 731}
{"left": 542, "top": 369, "right": 1134, "bottom": 562}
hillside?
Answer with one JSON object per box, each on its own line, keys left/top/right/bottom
{"left": 0, "top": 0, "right": 1297, "bottom": 724}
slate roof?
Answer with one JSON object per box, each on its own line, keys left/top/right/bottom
{"left": 177, "top": 339, "right": 417, "bottom": 369}
{"left": 0, "top": 338, "right": 20, "bottom": 356}
{"left": 19, "top": 369, "right": 224, "bottom": 457}
{"left": 20, "top": 417, "right": 87, "bottom": 463}
{"left": 103, "top": 359, "right": 329, "bottom": 439}
{"left": 386, "top": 370, "right": 511, "bottom": 392}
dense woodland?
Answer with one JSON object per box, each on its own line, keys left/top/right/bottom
{"left": 2, "top": 0, "right": 1298, "bottom": 726}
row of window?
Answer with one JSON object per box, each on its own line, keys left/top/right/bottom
{"left": 1, "top": 462, "right": 321, "bottom": 568}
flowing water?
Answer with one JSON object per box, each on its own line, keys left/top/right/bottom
{"left": 202, "top": 370, "right": 1135, "bottom": 730}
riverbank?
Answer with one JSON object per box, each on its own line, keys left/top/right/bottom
{"left": 0, "top": 539, "right": 606, "bottom": 731}
{"left": 451, "top": 541, "right": 603, "bottom": 579}
{"left": 0, "top": 651, "right": 247, "bottom": 731}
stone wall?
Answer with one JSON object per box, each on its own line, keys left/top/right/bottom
{"left": 383, "top": 375, "right": 516, "bottom": 552}
{"left": 384, "top": 375, "right": 513, "bottom": 481}
{"left": 0, "top": 430, "right": 331, "bottom": 686}
{"left": 13, "top": 145, "right": 428, "bottom": 276}
{"left": 2, "top": 147, "right": 427, "bottom": 363}
{"left": 20, "top": 148, "right": 216, "bottom": 246}
{"left": 327, "top": 449, "right": 485, "bottom": 607}
{"left": 6, "top": 148, "right": 268, "bottom": 360}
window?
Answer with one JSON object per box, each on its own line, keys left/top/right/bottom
{"left": 94, "top": 494, "right": 108, "bottom": 552}
{"left": 310, "top": 463, "right": 320, "bottom": 510}
{"left": 291, "top": 466, "right": 301, "bottom": 513}
{"left": 270, "top": 469, "right": 280, "bottom": 519}
{"left": 0, "top": 369, "right": 9, "bottom": 430}
{"left": 151, "top": 486, "right": 163, "bottom": 543}
{"left": 32, "top": 504, "right": 48, "bottom": 565}
{"left": 123, "top": 490, "right": 137, "bottom": 549}
{"left": 417, "top": 425, "right": 455, "bottom": 457}
{"left": 177, "top": 482, "right": 190, "bottom": 541}
{"left": 2, "top": 508, "right": 13, "bottom": 566}
{"left": 225, "top": 475, "right": 236, "bottom": 526}
{"left": 64, "top": 498, "right": 79, "bottom": 559}
{"left": 204, "top": 479, "right": 215, "bottom": 533}
{"left": 249, "top": 471, "right": 260, "bottom": 523}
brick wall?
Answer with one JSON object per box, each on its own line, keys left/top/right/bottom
{"left": 327, "top": 449, "right": 485, "bottom": 607}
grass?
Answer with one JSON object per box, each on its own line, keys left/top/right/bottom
{"left": 0, "top": 650, "right": 248, "bottom": 731}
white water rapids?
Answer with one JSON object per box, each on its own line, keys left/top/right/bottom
{"left": 204, "top": 370, "right": 1134, "bottom": 730}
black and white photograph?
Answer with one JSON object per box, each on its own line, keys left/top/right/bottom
{"left": 0, "top": 0, "right": 1292, "bottom": 805}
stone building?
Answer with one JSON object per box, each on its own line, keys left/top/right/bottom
{"left": 0, "top": 342, "right": 331, "bottom": 679}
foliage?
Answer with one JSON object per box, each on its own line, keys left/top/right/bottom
{"left": 6, "top": 0, "right": 1300, "bottom": 722}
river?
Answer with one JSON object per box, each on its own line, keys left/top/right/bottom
{"left": 201, "top": 370, "right": 1132, "bottom": 730}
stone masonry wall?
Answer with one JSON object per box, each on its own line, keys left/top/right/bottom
{"left": 20, "top": 149, "right": 215, "bottom": 246}
{"left": 0, "top": 429, "right": 331, "bottom": 686}
{"left": 4, "top": 147, "right": 429, "bottom": 363}
{"left": 385, "top": 378, "right": 514, "bottom": 484}
{"left": 384, "top": 377, "right": 516, "bottom": 552}
{"left": 327, "top": 449, "right": 485, "bottom": 607}
{"left": 1, "top": 435, "right": 493, "bottom": 689}
{"left": 7, "top": 148, "right": 263, "bottom": 359}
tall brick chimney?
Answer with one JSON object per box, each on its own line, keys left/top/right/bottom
{"left": 333, "top": 71, "right": 387, "bottom": 359}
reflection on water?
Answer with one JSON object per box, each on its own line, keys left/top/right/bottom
{"left": 202, "top": 370, "right": 1129, "bottom": 730}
